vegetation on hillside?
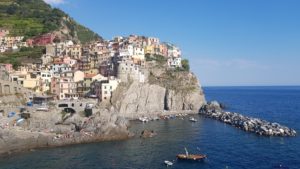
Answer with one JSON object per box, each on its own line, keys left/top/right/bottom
{"left": 181, "top": 59, "right": 190, "bottom": 71}
{"left": 145, "top": 54, "right": 167, "bottom": 65}
{"left": 148, "top": 70, "right": 197, "bottom": 93}
{"left": 0, "top": 0, "right": 101, "bottom": 43}
{"left": 0, "top": 46, "right": 45, "bottom": 69}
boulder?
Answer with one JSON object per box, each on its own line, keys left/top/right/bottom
{"left": 140, "top": 130, "right": 157, "bottom": 138}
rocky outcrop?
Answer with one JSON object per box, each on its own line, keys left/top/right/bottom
{"left": 165, "top": 87, "right": 204, "bottom": 111}
{"left": 112, "top": 82, "right": 165, "bottom": 118}
{"left": 111, "top": 71, "right": 206, "bottom": 119}
{"left": 0, "top": 106, "right": 131, "bottom": 155}
{"left": 140, "top": 130, "right": 157, "bottom": 138}
{"left": 200, "top": 101, "right": 297, "bottom": 137}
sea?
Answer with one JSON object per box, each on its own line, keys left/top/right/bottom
{"left": 0, "top": 86, "right": 299, "bottom": 169}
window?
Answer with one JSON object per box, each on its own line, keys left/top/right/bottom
{"left": 58, "top": 104, "right": 68, "bottom": 108}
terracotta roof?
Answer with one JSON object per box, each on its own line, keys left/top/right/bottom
{"left": 53, "top": 61, "right": 64, "bottom": 64}
{"left": 85, "top": 73, "right": 96, "bottom": 78}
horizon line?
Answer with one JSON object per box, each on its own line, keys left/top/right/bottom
{"left": 202, "top": 85, "right": 300, "bottom": 87}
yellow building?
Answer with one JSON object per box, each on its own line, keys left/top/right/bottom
{"left": 23, "top": 74, "right": 40, "bottom": 92}
{"left": 84, "top": 68, "right": 99, "bottom": 74}
{"left": 144, "top": 45, "right": 161, "bottom": 56}
{"left": 66, "top": 45, "right": 82, "bottom": 59}
{"left": 144, "top": 45, "right": 154, "bottom": 55}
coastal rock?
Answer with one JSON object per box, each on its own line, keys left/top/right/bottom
{"left": 140, "top": 130, "right": 157, "bottom": 138}
{"left": 117, "top": 82, "right": 166, "bottom": 118}
{"left": 111, "top": 72, "right": 206, "bottom": 119}
{"left": 0, "top": 105, "right": 132, "bottom": 156}
{"left": 200, "top": 102, "right": 297, "bottom": 137}
{"left": 200, "top": 100, "right": 222, "bottom": 113}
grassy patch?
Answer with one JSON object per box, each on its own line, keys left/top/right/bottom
{"left": 0, "top": 0, "right": 101, "bottom": 43}
{"left": 145, "top": 54, "right": 167, "bottom": 65}
{"left": 0, "top": 46, "right": 45, "bottom": 68}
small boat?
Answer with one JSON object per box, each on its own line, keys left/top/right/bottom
{"left": 138, "top": 117, "right": 149, "bottom": 123}
{"left": 177, "top": 148, "right": 206, "bottom": 161}
{"left": 189, "top": 117, "right": 197, "bottom": 122}
{"left": 164, "top": 160, "right": 173, "bottom": 166}
{"left": 36, "top": 106, "right": 49, "bottom": 112}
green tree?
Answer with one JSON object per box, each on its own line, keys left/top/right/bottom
{"left": 181, "top": 59, "right": 190, "bottom": 71}
{"left": 6, "top": 5, "right": 17, "bottom": 15}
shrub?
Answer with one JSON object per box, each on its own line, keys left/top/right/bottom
{"left": 181, "top": 59, "right": 190, "bottom": 71}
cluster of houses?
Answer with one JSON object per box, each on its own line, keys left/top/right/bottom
{"left": 0, "top": 29, "right": 26, "bottom": 52}
{"left": 1, "top": 32, "right": 183, "bottom": 102}
{"left": 0, "top": 28, "right": 56, "bottom": 53}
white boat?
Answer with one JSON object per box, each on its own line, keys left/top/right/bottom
{"left": 164, "top": 160, "right": 173, "bottom": 166}
{"left": 36, "top": 106, "right": 49, "bottom": 112}
{"left": 138, "top": 117, "right": 149, "bottom": 123}
{"left": 189, "top": 117, "right": 197, "bottom": 122}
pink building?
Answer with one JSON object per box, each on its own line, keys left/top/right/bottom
{"left": 26, "top": 39, "right": 34, "bottom": 47}
{"left": 0, "top": 64, "right": 13, "bottom": 72}
{"left": 32, "top": 33, "right": 55, "bottom": 46}
{"left": 159, "top": 44, "right": 168, "bottom": 57}
{"left": 51, "top": 77, "right": 78, "bottom": 100}
{"left": 63, "top": 56, "right": 77, "bottom": 66}
{"left": 0, "top": 32, "right": 5, "bottom": 38}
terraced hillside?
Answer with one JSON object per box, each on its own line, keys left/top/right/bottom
{"left": 0, "top": 0, "right": 102, "bottom": 43}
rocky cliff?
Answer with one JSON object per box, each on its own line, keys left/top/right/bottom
{"left": 110, "top": 70, "right": 206, "bottom": 119}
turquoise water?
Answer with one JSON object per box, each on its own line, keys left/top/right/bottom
{"left": 0, "top": 86, "right": 299, "bottom": 169}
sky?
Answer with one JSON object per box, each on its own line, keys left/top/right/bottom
{"left": 45, "top": 0, "right": 300, "bottom": 86}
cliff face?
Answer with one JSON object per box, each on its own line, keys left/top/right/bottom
{"left": 111, "top": 71, "right": 206, "bottom": 119}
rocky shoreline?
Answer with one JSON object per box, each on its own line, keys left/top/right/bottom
{"left": 0, "top": 129, "right": 131, "bottom": 157}
{"left": 0, "top": 107, "right": 200, "bottom": 156}
{"left": 200, "top": 101, "right": 297, "bottom": 137}
{"left": 0, "top": 105, "right": 133, "bottom": 156}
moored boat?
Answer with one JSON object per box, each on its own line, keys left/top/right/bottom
{"left": 176, "top": 154, "right": 206, "bottom": 161}
{"left": 189, "top": 117, "right": 197, "bottom": 122}
{"left": 177, "top": 148, "right": 206, "bottom": 161}
{"left": 164, "top": 160, "right": 173, "bottom": 166}
{"left": 138, "top": 117, "right": 149, "bottom": 123}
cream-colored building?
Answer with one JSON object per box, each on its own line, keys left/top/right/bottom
{"left": 132, "top": 46, "right": 145, "bottom": 61}
{"left": 66, "top": 45, "right": 82, "bottom": 59}
{"left": 23, "top": 74, "right": 40, "bottom": 91}
{"left": 92, "top": 74, "right": 108, "bottom": 82}
{"left": 101, "top": 78, "right": 120, "bottom": 101}
{"left": 73, "top": 70, "right": 85, "bottom": 83}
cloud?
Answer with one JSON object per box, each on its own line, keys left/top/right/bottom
{"left": 43, "top": 0, "right": 65, "bottom": 5}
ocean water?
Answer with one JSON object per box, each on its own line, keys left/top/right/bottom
{"left": 0, "top": 86, "right": 299, "bottom": 169}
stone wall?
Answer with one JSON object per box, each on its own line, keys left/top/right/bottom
{"left": 0, "top": 79, "right": 34, "bottom": 96}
